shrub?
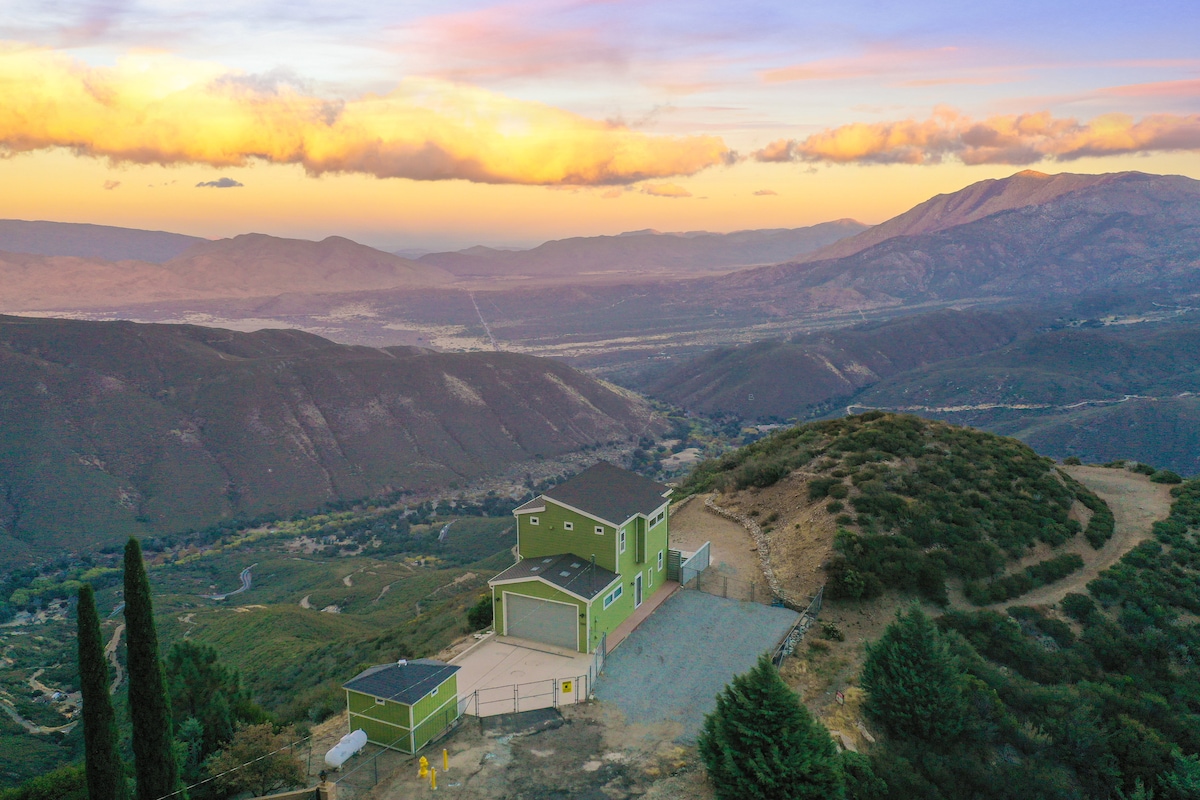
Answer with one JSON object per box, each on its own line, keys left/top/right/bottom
{"left": 826, "top": 500, "right": 845, "bottom": 514}
{"left": 1151, "top": 470, "right": 1184, "bottom": 484}
{"left": 1063, "top": 456, "right": 1082, "bottom": 465}
{"left": 1060, "top": 593, "right": 1097, "bottom": 622}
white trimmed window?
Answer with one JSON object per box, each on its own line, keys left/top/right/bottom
{"left": 603, "top": 584, "right": 623, "bottom": 608}
{"left": 563, "top": 521, "right": 574, "bottom": 531}
{"left": 375, "top": 697, "right": 386, "bottom": 705}
{"left": 619, "top": 529, "right": 626, "bottom": 553}
{"left": 594, "top": 525, "right": 604, "bottom": 535}
{"left": 658, "top": 550, "right": 664, "bottom": 570}
{"left": 648, "top": 568, "right": 654, "bottom": 587}
{"left": 431, "top": 687, "right": 438, "bottom": 697}
{"left": 529, "top": 516, "right": 539, "bottom": 525}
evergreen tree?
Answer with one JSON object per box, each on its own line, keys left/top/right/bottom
{"left": 124, "top": 538, "right": 185, "bottom": 800}
{"left": 698, "top": 654, "right": 844, "bottom": 800}
{"left": 165, "top": 641, "right": 266, "bottom": 761}
{"left": 77, "top": 584, "right": 131, "bottom": 800}
{"left": 860, "top": 605, "right": 967, "bottom": 741}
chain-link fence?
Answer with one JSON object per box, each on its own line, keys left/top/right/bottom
{"left": 683, "top": 569, "right": 779, "bottom": 605}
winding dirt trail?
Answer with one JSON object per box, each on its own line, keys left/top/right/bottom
{"left": 105, "top": 622, "right": 125, "bottom": 694}
{"left": 994, "top": 466, "right": 1173, "bottom": 608}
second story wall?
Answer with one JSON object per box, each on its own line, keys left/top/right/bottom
{"left": 517, "top": 500, "right": 618, "bottom": 572}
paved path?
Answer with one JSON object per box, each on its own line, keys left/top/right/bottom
{"left": 202, "top": 563, "right": 256, "bottom": 600}
{"left": 595, "top": 590, "right": 799, "bottom": 741}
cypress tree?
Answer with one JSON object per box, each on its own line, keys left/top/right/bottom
{"left": 860, "top": 604, "right": 968, "bottom": 741}
{"left": 698, "top": 654, "right": 845, "bottom": 800}
{"left": 77, "top": 583, "right": 131, "bottom": 800}
{"left": 124, "top": 538, "right": 185, "bottom": 800}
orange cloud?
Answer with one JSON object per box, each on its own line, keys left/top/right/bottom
{"left": 756, "top": 107, "right": 1200, "bottom": 166}
{"left": 753, "top": 189, "right": 777, "bottom": 196}
{"left": 641, "top": 182, "right": 692, "bottom": 198}
{"left": 0, "top": 45, "right": 730, "bottom": 186}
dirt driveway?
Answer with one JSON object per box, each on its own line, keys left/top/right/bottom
{"left": 986, "top": 466, "right": 1173, "bottom": 608}
{"left": 670, "top": 496, "right": 762, "bottom": 581}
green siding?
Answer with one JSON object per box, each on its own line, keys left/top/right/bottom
{"left": 586, "top": 509, "right": 670, "bottom": 651}
{"left": 413, "top": 696, "right": 460, "bottom": 751}
{"left": 347, "top": 689, "right": 411, "bottom": 728}
{"left": 517, "top": 501, "right": 618, "bottom": 572}
{"left": 494, "top": 581, "right": 591, "bottom": 651}
{"left": 348, "top": 712, "right": 410, "bottom": 751}
{"left": 505, "top": 491, "right": 672, "bottom": 654}
{"left": 345, "top": 674, "right": 459, "bottom": 753}
{"left": 411, "top": 674, "right": 458, "bottom": 728}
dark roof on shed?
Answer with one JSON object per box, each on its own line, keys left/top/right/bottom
{"left": 343, "top": 658, "right": 459, "bottom": 705}
{"left": 491, "top": 553, "right": 620, "bottom": 601}
{"left": 540, "top": 462, "right": 670, "bottom": 525}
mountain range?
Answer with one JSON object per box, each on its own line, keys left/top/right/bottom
{"left": 0, "top": 315, "right": 660, "bottom": 563}
{"left": 416, "top": 220, "right": 868, "bottom": 278}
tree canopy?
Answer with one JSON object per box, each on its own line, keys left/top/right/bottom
{"left": 698, "top": 654, "right": 845, "bottom": 800}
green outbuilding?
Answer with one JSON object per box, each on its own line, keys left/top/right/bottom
{"left": 343, "top": 658, "right": 460, "bottom": 753}
{"left": 490, "top": 462, "right": 672, "bottom": 654}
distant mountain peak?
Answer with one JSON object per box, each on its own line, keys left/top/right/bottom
{"left": 797, "top": 169, "right": 1139, "bottom": 264}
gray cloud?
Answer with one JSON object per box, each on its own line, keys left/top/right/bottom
{"left": 196, "top": 177, "right": 245, "bottom": 188}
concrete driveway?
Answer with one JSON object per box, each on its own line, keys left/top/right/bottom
{"left": 451, "top": 634, "right": 596, "bottom": 717}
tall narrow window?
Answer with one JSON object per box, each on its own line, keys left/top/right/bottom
{"left": 658, "top": 550, "right": 664, "bottom": 570}
{"left": 619, "top": 529, "right": 626, "bottom": 553}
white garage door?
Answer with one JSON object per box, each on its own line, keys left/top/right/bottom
{"left": 505, "top": 593, "right": 578, "bottom": 651}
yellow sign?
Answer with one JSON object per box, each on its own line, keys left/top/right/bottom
{"left": 561, "top": 680, "right": 573, "bottom": 693}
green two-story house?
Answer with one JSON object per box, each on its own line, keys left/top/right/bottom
{"left": 489, "top": 462, "right": 672, "bottom": 654}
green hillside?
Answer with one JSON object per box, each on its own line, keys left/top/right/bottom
{"left": 682, "top": 412, "right": 1107, "bottom": 604}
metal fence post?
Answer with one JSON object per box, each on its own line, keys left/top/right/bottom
{"left": 723, "top": 576, "right": 728, "bottom": 598}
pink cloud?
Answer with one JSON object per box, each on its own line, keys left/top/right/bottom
{"left": 755, "top": 107, "right": 1200, "bottom": 166}
{"left": 641, "top": 182, "right": 692, "bottom": 198}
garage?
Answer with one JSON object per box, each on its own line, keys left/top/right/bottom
{"left": 504, "top": 592, "right": 579, "bottom": 651}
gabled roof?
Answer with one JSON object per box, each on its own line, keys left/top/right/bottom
{"left": 540, "top": 462, "right": 670, "bottom": 526}
{"left": 490, "top": 553, "right": 620, "bottom": 601}
{"left": 343, "top": 658, "right": 458, "bottom": 705}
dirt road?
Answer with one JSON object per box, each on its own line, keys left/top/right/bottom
{"left": 105, "top": 622, "right": 125, "bottom": 693}
{"left": 992, "top": 466, "right": 1173, "bottom": 609}
{"left": 669, "top": 496, "right": 762, "bottom": 581}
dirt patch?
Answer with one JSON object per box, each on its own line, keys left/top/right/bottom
{"left": 368, "top": 704, "right": 708, "bottom": 800}
{"left": 702, "top": 472, "right": 838, "bottom": 600}
{"left": 669, "top": 495, "right": 761, "bottom": 581}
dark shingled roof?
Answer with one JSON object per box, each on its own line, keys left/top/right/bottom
{"left": 343, "top": 658, "right": 459, "bottom": 705}
{"left": 491, "top": 553, "right": 620, "bottom": 601}
{"left": 541, "top": 462, "right": 670, "bottom": 525}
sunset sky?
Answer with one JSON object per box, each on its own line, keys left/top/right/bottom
{"left": 2, "top": 0, "right": 1199, "bottom": 250}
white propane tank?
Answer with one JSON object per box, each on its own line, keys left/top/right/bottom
{"left": 324, "top": 729, "right": 368, "bottom": 769}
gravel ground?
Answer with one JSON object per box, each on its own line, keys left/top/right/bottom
{"left": 594, "top": 590, "right": 800, "bottom": 741}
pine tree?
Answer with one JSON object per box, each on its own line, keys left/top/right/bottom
{"left": 698, "top": 654, "right": 845, "bottom": 800}
{"left": 77, "top": 583, "right": 131, "bottom": 800}
{"left": 860, "top": 605, "right": 967, "bottom": 741}
{"left": 124, "top": 538, "right": 185, "bottom": 800}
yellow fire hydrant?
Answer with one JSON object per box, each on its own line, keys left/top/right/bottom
{"left": 418, "top": 755, "right": 429, "bottom": 779}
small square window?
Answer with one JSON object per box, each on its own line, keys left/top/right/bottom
{"left": 563, "top": 521, "right": 574, "bottom": 531}
{"left": 431, "top": 687, "right": 438, "bottom": 696}
{"left": 594, "top": 525, "right": 604, "bottom": 535}
{"left": 375, "top": 697, "right": 386, "bottom": 705}
{"left": 529, "top": 516, "right": 539, "bottom": 526}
